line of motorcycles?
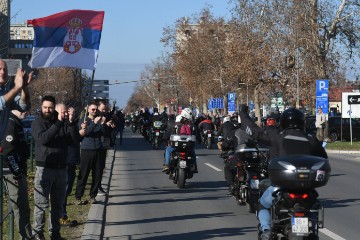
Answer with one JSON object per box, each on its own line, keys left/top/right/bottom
{"left": 219, "top": 141, "right": 331, "bottom": 240}
{"left": 131, "top": 117, "right": 331, "bottom": 239}
{"left": 130, "top": 118, "right": 164, "bottom": 150}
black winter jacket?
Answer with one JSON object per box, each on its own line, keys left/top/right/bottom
{"left": 239, "top": 111, "right": 327, "bottom": 159}
{"left": 1, "top": 113, "right": 29, "bottom": 172}
{"left": 32, "top": 116, "right": 80, "bottom": 168}
{"left": 217, "top": 121, "right": 237, "bottom": 139}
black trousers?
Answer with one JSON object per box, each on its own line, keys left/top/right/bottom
{"left": 224, "top": 159, "right": 245, "bottom": 186}
{"left": 98, "top": 148, "right": 107, "bottom": 186}
{"left": 75, "top": 149, "right": 102, "bottom": 199}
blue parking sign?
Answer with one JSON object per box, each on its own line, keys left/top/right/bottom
{"left": 316, "top": 80, "right": 329, "bottom": 114}
{"left": 228, "top": 92, "right": 236, "bottom": 101}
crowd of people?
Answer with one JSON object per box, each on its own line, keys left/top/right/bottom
{"left": 0, "top": 60, "right": 125, "bottom": 240}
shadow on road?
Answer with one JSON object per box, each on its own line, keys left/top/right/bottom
{"left": 104, "top": 227, "right": 256, "bottom": 240}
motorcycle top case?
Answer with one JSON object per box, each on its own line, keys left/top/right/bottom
{"left": 235, "top": 144, "right": 268, "bottom": 162}
{"left": 268, "top": 155, "right": 331, "bottom": 190}
{"left": 170, "top": 134, "right": 196, "bottom": 150}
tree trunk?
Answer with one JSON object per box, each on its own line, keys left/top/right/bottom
{"left": 254, "top": 85, "right": 262, "bottom": 127}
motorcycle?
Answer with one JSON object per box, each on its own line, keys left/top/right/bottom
{"left": 168, "top": 134, "right": 197, "bottom": 188}
{"left": 202, "top": 129, "right": 215, "bottom": 149}
{"left": 151, "top": 120, "right": 163, "bottom": 150}
{"left": 232, "top": 142, "right": 269, "bottom": 213}
{"left": 258, "top": 155, "right": 331, "bottom": 239}
{"left": 131, "top": 119, "right": 138, "bottom": 133}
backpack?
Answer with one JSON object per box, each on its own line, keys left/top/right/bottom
{"left": 179, "top": 124, "right": 192, "bottom": 135}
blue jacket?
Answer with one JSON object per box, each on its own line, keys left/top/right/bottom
{"left": 79, "top": 116, "right": 103, "bottom": 150}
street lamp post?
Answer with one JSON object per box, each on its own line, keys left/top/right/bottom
{"left": 296, "top": 48, "right": 300, "bottom": 108}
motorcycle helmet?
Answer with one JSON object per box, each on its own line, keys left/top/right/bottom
{"left": 279, "top": 108, "right": 304, "bottom": 130}
{"left": 223, "top": 116, "right": 230, "bottom": 123}
{"left": 180, "top": 108, "right": 192, "bottom": 121}
{"left": 266, "top": 118, "right": 276, "bottom": 126}
{"left": 175, "top": 115, "right": 183, "bottom": 123}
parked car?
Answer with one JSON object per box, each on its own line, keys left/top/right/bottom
{"left": 305, "top": 115, "right": 360, "bottom": 142}
{"left": 328, "top": 116, "right": 360, "bottom": 141}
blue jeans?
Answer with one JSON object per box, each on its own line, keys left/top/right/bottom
{"left": 258, "top": 186, "right": 278, "bottom": 231}
{"left": 164, "top": 146, "right": 197, "bottom": 165}
{"left": 164, "top": 146, "right": 175, "bottom": 165}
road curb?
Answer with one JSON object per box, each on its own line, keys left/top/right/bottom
{"left": 81, "top": 148, "right": 116, "bottom": 240}
{"left": 326, "top": 149, "right": 360, "bottom": 154}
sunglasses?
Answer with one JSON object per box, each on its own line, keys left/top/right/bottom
{"left": 90, "top": 108, "right": 97, "bottom": 111}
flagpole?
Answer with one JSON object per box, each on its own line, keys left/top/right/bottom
{"left": 83, "top": 69, "right": 96, "bottom": 122}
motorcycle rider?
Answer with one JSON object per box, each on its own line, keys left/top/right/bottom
{"left": 198, "top": 115, "right": 215, "bottom": 143}
{"left": 193, "top": 113, "right": 205, "bottom": 143}
{"left": 238, "top": 105, "right": 327, "bottom": 240}
{"left": 216, "top": 116, "right": 238, "bottom": 151}
{"left": 162, "top": 108, "right": 198, "bottom": 173}
{"left": 221, "top": 126, "right": 253, "bottom": 195}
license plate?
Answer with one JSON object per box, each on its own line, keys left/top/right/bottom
{"left": 291, "top": 217, "right": 309, "bottom": 234}
{"left": 208, "top": 134, "right": 212, "bottom": 137}
{"left": 179, "top": 160, "right": 187, "bottom": 168}
{"left": 156, "top": 132, "right": 160, "bottom": 136}
{"left": 250, "top": 179, "right": 259, "bottom": 189}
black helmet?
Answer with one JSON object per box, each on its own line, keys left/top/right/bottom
{"left": 279, "top": 108, "right": 304, "bottom": 130}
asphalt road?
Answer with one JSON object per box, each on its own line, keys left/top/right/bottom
{"left": 101, "top": 128, "right": 358, "bottom": 240}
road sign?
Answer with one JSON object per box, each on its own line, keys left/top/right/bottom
{"left": 228, "top": 102, "right": 236, "bottom": 113}
{"left": 228, "top": 92, "right": 236, "bottom": 101}
{"left": 210, "top": 98, "right": 224, "bottom": 109}
{"left": 228, "top": 92, "right": 236, "bottom": 113}
{"left": 342, "top": 93, "right": 360, "bottom": 118}
{"left": 316, "top": 80, "right": 329, "bottom": 114}
{"left": 348, "top": 95, "right": 360, "bottom": 104}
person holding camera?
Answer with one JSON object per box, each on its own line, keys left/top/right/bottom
{"left": 75, "top": 102, "right": 104, "bottom": 205}
{"left": 315, "top": 107, "right": 326, "bottom": 142}
{"left": 31, "top": 96, "right": 80, "bottom": 240}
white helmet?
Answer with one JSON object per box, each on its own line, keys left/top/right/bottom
{"left": 223, "top": 116, "right": 230, "bottom": 123}
{"left": 180, "top": 108, "right": 192, "bottom": 120}
{"left": 175, "top": 115, "right": 183, "bottom": 123}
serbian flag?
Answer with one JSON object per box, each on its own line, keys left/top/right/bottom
{"left": 28, "top": 10, "right": 104, "bottom": 70}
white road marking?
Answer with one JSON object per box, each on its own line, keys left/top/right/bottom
{"left": 319, "top": 228, "right": 347, "bottom": 240}
{"left": 204, "top": 163, "right": 222, "bottom": 172}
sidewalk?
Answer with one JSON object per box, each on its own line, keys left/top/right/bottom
{"left": 81, "top": 148, "right": 116, "bottom": 240}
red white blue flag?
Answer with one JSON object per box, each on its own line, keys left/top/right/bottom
{"left": 28, "top": 10, "right": 104, "bottom": 70}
